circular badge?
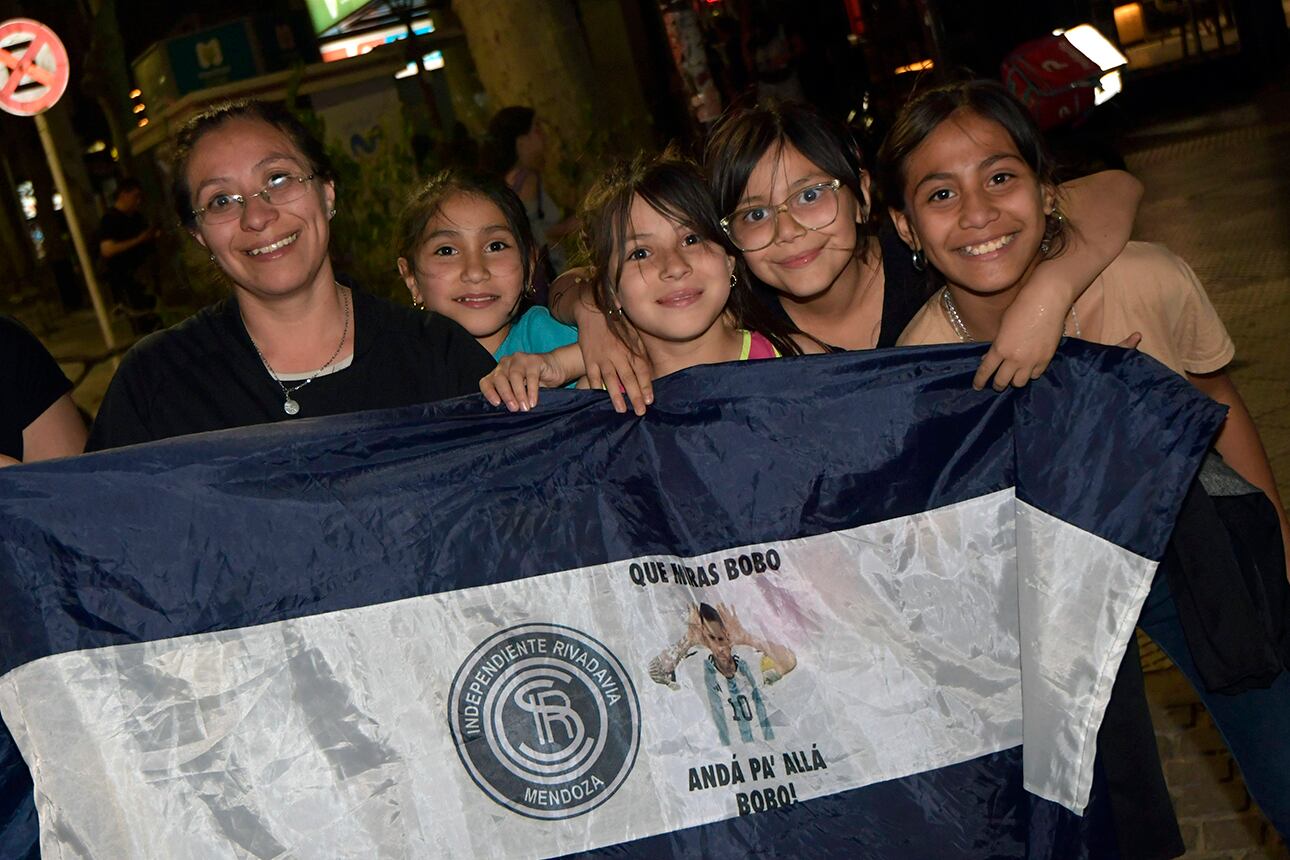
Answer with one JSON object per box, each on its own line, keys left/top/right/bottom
{"left": 448, "top": 623, "right": 640, "bottom": 820}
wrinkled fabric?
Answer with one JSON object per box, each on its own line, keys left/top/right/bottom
{"left": 0, "top": 344, "right": 1222, "bottom": 858}
{"left": 1, "top": 492, "right": 1135, "bottom": 857}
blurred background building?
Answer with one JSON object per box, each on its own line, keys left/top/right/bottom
{"left": 1, "top": 0, "right": 1287, "bottom": 315}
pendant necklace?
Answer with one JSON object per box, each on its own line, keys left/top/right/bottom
{"left": 940, "top": 286, "right": 1079, "bottom": 343}
{"left": 245, "top": 285, "right": 350, "bottom": 416}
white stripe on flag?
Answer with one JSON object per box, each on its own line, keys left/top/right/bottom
{"left": 0, "top": 489, "right": 1154, "bottom": 858}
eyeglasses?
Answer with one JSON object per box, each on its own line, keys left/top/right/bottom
{"left": 721, "top": 179, "right": 842, "bottom": 252}
{"left": 191, "top": 173, "right": 316, "bottom": 225}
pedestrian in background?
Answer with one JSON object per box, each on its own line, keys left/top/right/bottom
{"left": 97, "top": 178, "right": 162, "bottom": 334}
{"left": 483, "top": 107, "right": 579, "bottom": 304}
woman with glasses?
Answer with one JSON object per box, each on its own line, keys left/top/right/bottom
{"left": 550, "top": 101, "right": 1143, "bottom": 407}
{"left": 88, "top": 100, "right": 495, "bottom": 450}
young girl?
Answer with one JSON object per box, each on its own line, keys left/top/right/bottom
{"left": 879, "top": 78, "right": 1290, "bottom": 838}
{"left": 480, "top": 153, "right": 821, "bottom": 412}
{"left": 396, "top": 169, "right": 577, "bottom": 360}
{"left": 547, "top": 101, "right": 1142, "bottom": 408}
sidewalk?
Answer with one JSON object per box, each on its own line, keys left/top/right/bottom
{"left": 1120, "top": 69, "right": 1290, "bottom": 858}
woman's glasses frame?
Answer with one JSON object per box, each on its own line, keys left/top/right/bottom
{"left": 191, "top": 173, "right": 316, "bottom": 225}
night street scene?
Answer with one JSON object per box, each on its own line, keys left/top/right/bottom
{"left": 1, "top": 0, "right": 1289, "bottom": 857}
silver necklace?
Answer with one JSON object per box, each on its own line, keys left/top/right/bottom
{"left": 245, "top": 286, "right": 350, "bottom": 416}
{"left": 940, "top": 286, "right": 1079, "bottom": 343}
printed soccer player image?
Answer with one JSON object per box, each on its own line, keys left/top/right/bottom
{"left": 648, "top": 602, "right": 797, "bottom": 745}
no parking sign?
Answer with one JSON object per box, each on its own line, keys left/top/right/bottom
{"left": 1, "top": 16, "right": 116, "bottom": 353}
{"left": 0, "top": 18, "right": 69, "bottom": 116}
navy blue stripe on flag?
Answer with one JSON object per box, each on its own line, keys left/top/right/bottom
{"left": 569, "top": 747, "right": 1118, "bottom": 860}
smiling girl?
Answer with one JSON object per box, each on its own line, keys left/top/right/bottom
{"left": 396, "top": 169, "right": 577, "bottom": 359}
{"left": 882, "top": 82, "right": 1287, "bottom": 561}
{"left": 548, "top": 101, "right": 1143, "bottom": 408}
{"left": 880, "top": 79, "right": 1290, "bottom": 839}
{"left": 481, "top": 154, "right": 820, "bottom": 412}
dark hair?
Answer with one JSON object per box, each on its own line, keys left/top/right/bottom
{"left": 705, "top": 100, "right": 876, "bottom": 254}
{"left": 876, "top": 80, "right": 1067, "bottom": 256}
{"left": 170, "top": 100, "right": 334, "bottom": 230}
{"left": 395, "top": 168, "right": 537, "bottom": 296}
{"left": 698, "top": 603, "right": 723, "bottom": 626}
{"left": 481, "top": 106, "right": 535, "bottom": 176}
{"left": 579, "top": 150, "right": 809, "bottom": 358}
{"left": 114, "top": 178, "right": 143, "bottom": 198}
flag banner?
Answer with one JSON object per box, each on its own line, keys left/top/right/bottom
{"left": 0, "top": 344, "right": 1222, "bottom": 859}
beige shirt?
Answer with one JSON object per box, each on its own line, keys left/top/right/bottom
{"left": 896, "top": 242, "right": 1235, "bottom": 378}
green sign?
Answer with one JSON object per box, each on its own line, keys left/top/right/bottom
{"left": 166, "top": 21, "right": 260, "bottom": 96}
{"left": 305, "top": 0, "right": 373, "bottom": 34}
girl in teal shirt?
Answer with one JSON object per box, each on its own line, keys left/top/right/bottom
{"left": 396, "top": 169, "right": 577, "bottom": 360}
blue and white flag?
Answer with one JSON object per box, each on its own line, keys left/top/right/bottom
{"left": 0, "top": 344, "right": 1222, "bottom": 859}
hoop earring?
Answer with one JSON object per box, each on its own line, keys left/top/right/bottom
{"left": 911, "top": 248, "right": 926, "bottom": 272}
{"left": 729, "top": 272, "right": 738, "bottom": 288}
{"left": 523, "top": 281, "right": 536, "bottom": 299}
{"left": 1040, "top": 208, "right": 1064, "bottom": 256}
{"left": 411, "top": 294, "right": 424, "bottom": 310}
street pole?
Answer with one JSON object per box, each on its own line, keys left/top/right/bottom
{"left": 33, "top": 111, "right": 116, "bottom": 353}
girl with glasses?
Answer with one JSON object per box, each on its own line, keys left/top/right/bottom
{"left": 548, "top": 101, "right": 1142, "bottom": 409}
{"left": 88, "top": 100, "right": 495, "bottom": 450}
{"left": 480, "top": 153, "right": 822, "bottom": 412}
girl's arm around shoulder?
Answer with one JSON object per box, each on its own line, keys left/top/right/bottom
{"left": 979, "top": 169, "right": 1143, "bottom": 391}
{"left": 480, "top": 344, "right": 585, "bottom": 412}
{"left": 548, "top": 267, "right": 654, "bottom": 414}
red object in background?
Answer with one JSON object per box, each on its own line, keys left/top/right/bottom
{"left": 843, "top": 0, "right": 865, "bottom": 35}
{"left": 1002, "top": 34, "right": 1102, "bottom": 130}
{"left": 0, "top": 18, "right": 70, "bottom": 117}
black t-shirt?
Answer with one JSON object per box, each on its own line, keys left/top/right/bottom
{"left": 751, "top": 222, "right": 935, "bottom": 348}
{"left": 1, "top": 316, "right": 73, "bottom": 461}
{"left": 98, "top": 207, "right": 152, "bottom": 280}
{"left": 87, "top": 288, "right": 496, "bottom": 451}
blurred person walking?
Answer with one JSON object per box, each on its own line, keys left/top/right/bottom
{"left": 97, "top": 178, "right": 162, "bottom": 334}
{"left": 483, "top": 107, "right": 579, "bottom": 303}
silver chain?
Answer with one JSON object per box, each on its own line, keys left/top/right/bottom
{"left": 245, "top": 285, "right": 350, "bottom": 416}
{"left": 940, "top": 287, "right": 1079, "bottom": 343}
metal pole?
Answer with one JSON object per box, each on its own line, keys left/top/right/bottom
{"left": 33, "top": 110, "right": 116, "bottom": 353}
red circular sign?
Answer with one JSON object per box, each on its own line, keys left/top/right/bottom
{"left": 0, "top": 18, "right": 70, "bottom": 117}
